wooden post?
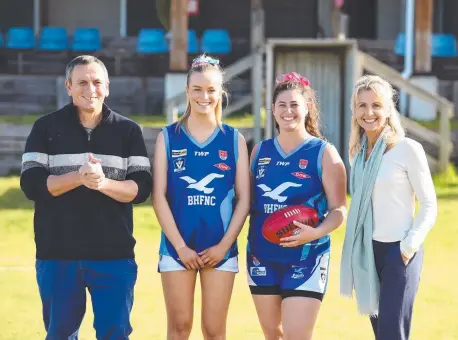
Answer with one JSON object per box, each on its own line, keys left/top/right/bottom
{"left": 415, "top": 0, "right": 433, "bottom": 72}
{"left": 264, "top": 42, "right": 273, "bottom": 139}
{"left": 170, "top": 0, "right": 188, "bottom": 71}
{"left": 251, "top": 0, "right": 264, "bottom": 144}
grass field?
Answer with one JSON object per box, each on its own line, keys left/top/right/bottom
{"left": 2, "top": 113, "right": 457, "bottom": 131}
{"left": 0, "top": 113, "right": 261, "bottom": 128}
{"left": 1, "top": 175, "right": 457, "bottom": 340}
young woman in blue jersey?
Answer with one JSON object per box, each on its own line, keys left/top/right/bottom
{"left": 248, "top": 72, "right": 347, "bottom": 339}
{"left": 152, "top": 54, "right": 250, "bottom": 340}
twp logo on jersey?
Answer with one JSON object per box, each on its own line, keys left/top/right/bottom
{"left": 276, "top": 161, "right": 290, "bottom": 166}
{"left": 180, "top": 173, "right": 224, "bottom": 194}
{"left": 195, "top": 151, "right": 209, "bottom": 156}
{"left": 257, "top": 182, "right": 302, "bottom": 203}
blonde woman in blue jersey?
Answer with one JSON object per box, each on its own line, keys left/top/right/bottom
{"left": 247, "top": 73, "right": 347, "bottom": 339}
{"left": 152, "top": 54, "right": 250, "bottom": 340}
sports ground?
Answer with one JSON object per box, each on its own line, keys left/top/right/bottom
{"left": 0, "top": 169, "right": 457, "bottom": 339}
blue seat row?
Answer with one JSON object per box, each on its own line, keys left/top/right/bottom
{"left": 394, "top": 33, "right": 457, "bottom": 57}
{"left": 1, "top": 26, "right": 101, "bottom": 52}
{"left": 137, "top": 28, "right": 231, "bottom": 54}
{"left": 0, "top": 26, "right": 232, "bottom": 55}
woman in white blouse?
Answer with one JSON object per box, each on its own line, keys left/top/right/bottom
{"left": 340, "top": 75, "right": 437, "bottom": 340}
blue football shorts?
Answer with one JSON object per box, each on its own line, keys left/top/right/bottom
{"left": 246, "top": 251, "right": 330, "bottom": 301}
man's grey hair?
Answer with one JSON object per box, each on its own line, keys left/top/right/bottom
{"left": 65, "top": 55, "right": 109, "bottom": 83}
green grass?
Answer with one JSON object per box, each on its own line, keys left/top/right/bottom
{"left": 0, "top": 111, "right": 455, "bottom": 131}
{"left": 0, "top": 112, "right": 263, "bottom": 128}
{"left": 416, "top": 117, "right": 458, "bottom": 130}
{"left": 0, "top": 177, "right": 457, "bottom": 339}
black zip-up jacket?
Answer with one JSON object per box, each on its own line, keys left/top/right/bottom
{"left": 20, "top": 103, "right": 152, "bottom": 260}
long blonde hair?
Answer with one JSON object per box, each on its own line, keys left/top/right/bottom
{"left": 176, "top": 54, "right": 228, "bottom": 131}
{"left": 349, "top": 75, "right": 405, "bottom": 158}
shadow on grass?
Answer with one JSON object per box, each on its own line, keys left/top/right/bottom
{"left": 0, "top": 187, "right": 153, "bottom": 210}
{"left": 437, "top": 192, "right": 458, "bottom": 200}
{"left": 137, "top": 196, "right": 152, "bottom": 207}
{"left": 0, "top": 188, "right": 33, "bottom": 210}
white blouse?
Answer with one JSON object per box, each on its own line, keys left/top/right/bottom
{"left": 371, "top": 138, "right": 438, "bottom": 259}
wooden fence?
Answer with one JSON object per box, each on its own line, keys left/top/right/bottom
{"left": 0, "top": 124, "right": 255, "bottom": 175}
{"left": 358, "top": 51, "right": 454, "bottom": 173}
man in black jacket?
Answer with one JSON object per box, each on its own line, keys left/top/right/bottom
{"left": 20, "top": 55, "right": 152, "bottom": 339}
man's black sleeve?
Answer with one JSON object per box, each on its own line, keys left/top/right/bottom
{"left": 125, "top": 123, "right": 153, "bottom": 204}
{"left": 20, "top": 117, "right": 54, "bottom": 202}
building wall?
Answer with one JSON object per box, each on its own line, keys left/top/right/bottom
{"left": 127, "top": 0, "right": 252, "bottom": 38}
{"left": 376, "top": 0, "right": 402, "bottom": 40}
{"left": 127, "top": 0, "right": 163, "bottom": 36}
{"left": 0, "top": 0, "right": 320, "bottom": 39}
{"left": 127, "top": 0, "right": 317, "bottom": 39}
{"left": 377, "top": 0, "right": 458, "bottom": 40}
{"left": 0, "top": 0, "right": 33, "bottom": 33}
{"left": 2, "top": 0, "right": 454, "bottom": 43}
{"left": 443, "top": 0, "right": 458, "bottom": 37}
{"left": 47, "top": 0, "right": 120, "bottom": 36}
{"left": 317, "top": 0, "right": 335, "bottom": 38}
{"left": 264, "top": 0, "right": 318, "bottom": 38}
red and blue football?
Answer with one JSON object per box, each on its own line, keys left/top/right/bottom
{"left": 262, "top": 205, "right": 319, "bottom": 244}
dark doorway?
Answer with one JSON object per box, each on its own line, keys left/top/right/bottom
{"left": 344, "top": 0, "right": 377, "bottom": 39}
{"left": 264, "top": 0, "right": 318, "bottom": 38}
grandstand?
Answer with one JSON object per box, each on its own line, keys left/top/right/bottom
{"left": 0, "top": 0, "right": 456, "bottom": 175}
{"left": 1, "top": 0, "right": 458, "bottom": 107}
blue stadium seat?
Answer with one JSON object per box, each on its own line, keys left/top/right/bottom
{"left": 136, "top": 28, "right": 168, "bottom": 54}
{"left": 432, "top": 34, "right": 457, "bottom": 57}
{"left": 6, "top": 27, "right": 35, "bottom": 49}
{"left": 72, "top": 28, "right": 101, "bottom": 52}
{"left": 394, "top": 33, "right": 406, "bottom": 56}
{"left": 166, "top": 29, "right": 199, "bottom": 53}
{"left": 0, "top": 33, "right": 3, "bottom": 47}
{"left": 200, "top": 29, "right": 231, "bottom": 54}
{"left": 39, "top": 27, "right": 68, "bottom": 51}
{"left": 394, "top": 32, "right": 458, "bottom": 57}
{"left": 188, "top": 30, "right": 199, "bottom": 53}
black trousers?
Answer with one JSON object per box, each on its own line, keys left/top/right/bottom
{"left": 370, "top": 240, "right": 423, "bottom": 340}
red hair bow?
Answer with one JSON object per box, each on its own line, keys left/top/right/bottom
{"left": 276, "top": 72, "right": 310, "bottom": 87}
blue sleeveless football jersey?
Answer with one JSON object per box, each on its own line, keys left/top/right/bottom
{"left": 159, "top": 123, "right": 238, "bottom": 263}
{"left": 248, "top": 137, "right": 330, "bottom": 264}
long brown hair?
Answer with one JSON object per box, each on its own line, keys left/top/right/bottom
{"left": 176, "top": 54, "right": 228, "bottom": 131}
{"left": 272, "top": 75, "right": 324, "bottom": 139}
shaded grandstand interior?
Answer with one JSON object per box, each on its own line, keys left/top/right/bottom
{"left": 1, "top": 0, "right": 458, "bottom": 117}
{"left": 1, "top": 0, "right": 457, "bottom": 79}
{"left": 0, "top": 0, "right": 321, "bottom": 77}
